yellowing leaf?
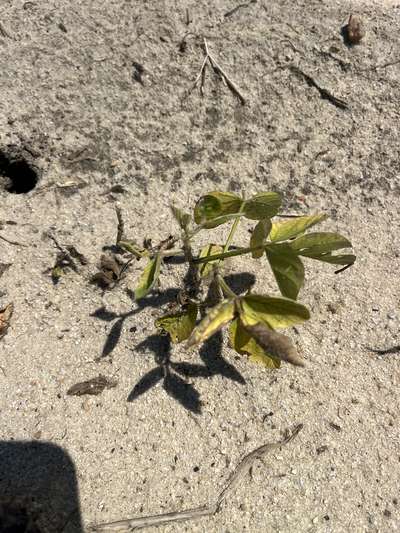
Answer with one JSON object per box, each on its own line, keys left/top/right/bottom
{"left": 244, "top": 323, "right": 304, "bottom": 366}
{"left": 240, "top": 294, "right": 310, "bottom": 329}
{"left": 265, "top": 243, "right": 305, "bottom": 300}
{"left": 134, "top": 254, "right": 162, "bottom": 300}
{"left": 198, "top": 244, "right": 224, "bottom": 278}
{"left": 229, "top": 319, "right": 280, "bottom": 368}
{"left": 187, "top": 300, "right": 235, "bottom": 347}
{"left": 194, "top": 192, "right": 242, "bottom": 225}
{"left": 270, "top": 214, "right": 327, "bottom": 242}
{"left": 250, "top": 219, "right": 272, "bottom": 258}
{"left": 156, "top": 303, "right": 198, "bottom": 343}
{"left": 243, "top": 192, "right": 282, "bottom": 220}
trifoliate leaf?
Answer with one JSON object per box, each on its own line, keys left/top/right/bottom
{"left": 265, "top": 243, "right": 305, "bottom": 300}
{"left": 134, "top": 254, "right": 162, "bottom": 300}
{"left": 239, "top": 294, "right": 310, "bottom": 329}
{"left": 270, "top": 214, "right": 327, "bottom": 242}
{"left": 186, "top": 300, "right": 235, "bottom": 347}
{"left": 229, "top": 319, "right": 280, "bottom": 368}
{"left": 243, "top": 192, "right": 282, "bottom": 220}
{"left": 250, "top": 219, "right": 272, "bottom": 258}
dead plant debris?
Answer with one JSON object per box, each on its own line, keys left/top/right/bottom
{"left": 67, "top": 375, "right": 118, "bottom": 396}
{"left": 91, "top": 424, "right": 303, "bottom": 531}
{"left": 189, "top": 38, "right": 246, "bottom": 105}
{"left": 0, "top": 303, "right": 14, "bottom": 340}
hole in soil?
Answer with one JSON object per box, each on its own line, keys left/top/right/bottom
{"left": 0, "top": 148, "right": 39, "bottom": 194}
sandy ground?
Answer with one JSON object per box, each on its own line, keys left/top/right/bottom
{"left": 0, "top": 0, "right": 399, "bottom": 532}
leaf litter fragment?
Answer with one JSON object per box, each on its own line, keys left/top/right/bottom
{"left": 67, "top": 375, "right": 118, "bottom": 396}
{"left": 0, "top": 303, "right": 14, "bottom": 340}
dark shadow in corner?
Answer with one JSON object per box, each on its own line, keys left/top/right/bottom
{"left": 0, "top": 441, "right": 83, "bottom": 532}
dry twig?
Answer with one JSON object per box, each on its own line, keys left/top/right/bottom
{"left": 189, "top": 38, "right": 246, "bottom": 105}
{"left": 90, "top": 424, "right": 303, "bottom": 531}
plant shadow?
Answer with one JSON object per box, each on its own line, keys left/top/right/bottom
{"left": 92, "top": 272, "right": 255, "bottom": 413}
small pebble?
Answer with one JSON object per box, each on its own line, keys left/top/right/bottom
{"left": 387, "top": 311, "right": 396, "bottom": 320}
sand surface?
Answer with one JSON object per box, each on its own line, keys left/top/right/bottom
{"left": 0, "top": 1, "right": 399, "bottom": 531}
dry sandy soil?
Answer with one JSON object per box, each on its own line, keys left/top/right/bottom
{"left": 0, "top": 0, "right": 399, "bottom": 532}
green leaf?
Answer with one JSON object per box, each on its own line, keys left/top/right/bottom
{"left": 270, "top": 214, "right": 327, "bottom": 242}
{"left": 171, "top": 205, "right": 191, "bottom": 230}
{"left": 118, "top": 241, "right": 147, "bottom": 258}
{"left": 250, "top": 219, "right": 272, "bottom": 258}
{"left": 243, "top": 192, "right": 282, "bottom": 220}
{"left": 229, "top": 319, "right": 281, "bottom": 369}
{"left": 134, "top": 254, "right": 162, "bottom": 300}
{"left": 309, "top": 253, "right": 356, "bottom": 266}
{"left": 243, "top": 323, "right": 304, "bottom": 366}
{"left": 187, "top": 300, "right": 236, "bottom": 347}
{"left": 198, "top": 244, "right": 224, "bottom": 278}
{"left": 290, "top": 232, "right": 352, "bottom": 256}
{"left": 194, "top": 192, "right": 242, "bottom": 225}
{"left": 155, "top": 303, "right": 198, "bottom": 343}
{"left": 239, "top": 294, "right": 310, "bottom": 329}
{"left": 265, "top": 243, "right": 305, "bottom": 300}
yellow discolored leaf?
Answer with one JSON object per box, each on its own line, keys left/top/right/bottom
{"left": 239, "top": 294, "right": 310, "bottom": 329}
{"left": 134, "top": 254, "right": 162, "bottom": 300}
{"left": 243, "top": 192, "right": 282, "bottom": 220}
{"left": 186, "top": 300, "right": 236, "bottom": 347}
{"left": 270, "top": 214, "right": 327, "bottom": 242}
{"left": 244, "top": 323, "right": 304, "bottom": 366}
{"left": 155, "top": 303, "right": 198, "bottom": 344}
{"left": 250, "top": 219, "right": 272, "bottom": 258}
{"left": 0, "top": 302, "right": 13, "bottom": 340}
{"left": 229, "top": 319, "right": 280, "bottom": 368}
{"left": 198, "top": 244, "right": 224, "bottom": 278}
{"left": 194, "top": 191, "right": 242, "bottom": 226}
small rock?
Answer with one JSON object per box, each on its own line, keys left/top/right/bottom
{"left": 387, "top": 311, "right": 396, "bottom": 320}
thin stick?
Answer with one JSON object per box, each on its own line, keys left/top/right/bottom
{"left": 90, "top": 424, "right": 302, "bottom": 531}
{"left": 207, "top": 48, "right": 246, "bottom": 105}
{"left": 188, "top": 38, "right": 246, "bottom": 105}
{"left": 115, "top": 206, "right": 125, "bottom": 244}
{"left": 0, "top": 234, "right": 28, "bottom": 247}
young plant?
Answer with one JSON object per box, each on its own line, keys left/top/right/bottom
{"left": 119, "top": 191, "right": 355, "bottom": 368}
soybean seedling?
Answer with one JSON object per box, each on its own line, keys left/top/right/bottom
{"left": 119, "top": 191, "right": 355, "bottom": 368}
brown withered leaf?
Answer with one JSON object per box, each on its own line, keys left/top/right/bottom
{"left": 244, "top": 323, "right": 304, "bottom": 366}
{"left": 0, "top": 303, "right": 14, "bottom": 340}
{"left": 67, "top": 374, "right": 118, "bottom": 396}
{"left": 91, "top": 254, "right": 123, "bottom": 288}
{"left": 345, "top": 14, "right": 365, "bottom": 45}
